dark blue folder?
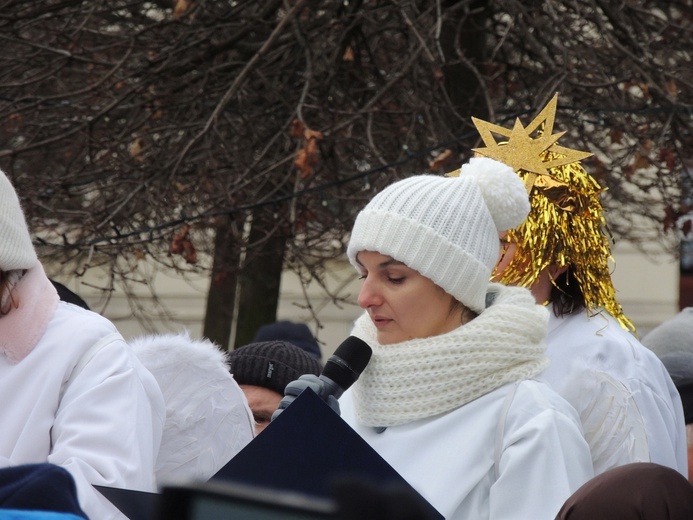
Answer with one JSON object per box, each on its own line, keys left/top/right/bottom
{"left": 97, "top": 389, "right": 442, "bottom": 519}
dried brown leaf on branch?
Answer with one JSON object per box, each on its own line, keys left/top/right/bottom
{"left": 129, "top": 138, "right": 144, "bottom": 162}
{"left": 173, "top": 0, "right": 191, "bottom": 19}
{"left": 663, "top": 204, "right": 693, "bottom": 235}
{"left": 293, "top": 122, "right": 323, "bottom": 179}
{"left": 429, "top": 149, "right": 455, "bottom": 171}
{"left": 657, "top": 148, "right": 677, "bottom": 170}
{"left": 170, "top": 225, "right": 198, "bottom": 265}
{"left": 290, "top": 119, "right": 305, "bottom": 138}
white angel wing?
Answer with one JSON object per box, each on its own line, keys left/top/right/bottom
{"left": 130, "top": 331, "right": 255, "bottom": 485}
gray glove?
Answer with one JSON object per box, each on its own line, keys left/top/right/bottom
{"left": 271, "top": 374, "right": 341, "bottom": 422}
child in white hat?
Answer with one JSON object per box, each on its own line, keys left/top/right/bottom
{"left": 0, "top": 170, "right": 165, "bottom": 519}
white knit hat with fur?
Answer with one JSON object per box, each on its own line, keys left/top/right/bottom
{"left": 0, "top": 169, "right": 38, "bottom": 271}
{"left": 347, "top": 157, "right": 529, "bottom": 313}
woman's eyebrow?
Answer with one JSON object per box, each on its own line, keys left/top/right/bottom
{"left": 354, "top": 254, "right": 405, "bottom": 268}
{"left": 379, "top": 258, "right": 405, "bottom": 268}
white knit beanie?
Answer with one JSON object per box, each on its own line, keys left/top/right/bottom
{"left": 347, "top": 157, "right": 530, "bottom": 313}
{"left": 0, "top": 169, "right": 38, "bottom": 271}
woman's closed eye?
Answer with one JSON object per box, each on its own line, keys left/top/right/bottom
{"left": 358, "top": 272, "right": 404, "bottom": 284}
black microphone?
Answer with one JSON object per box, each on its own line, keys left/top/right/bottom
{"left": 318, "top": 336, "right": 372, "bottom": 399}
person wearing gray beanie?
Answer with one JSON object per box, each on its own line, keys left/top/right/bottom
{"left": 229, "top": 340, "right": 323, "bottom": 434}
{"left": 0, "top": 169, "right": 165, "bottom": 519}
{"left": 641, "top": 308, "right": 693, "bottom": 482}
{"left": 275, "top": 156, "right": 594, "bottom": 520}
{"left": 642, "top": 308, "right": 693, "bottom": 361}
{"left": 253, "top": 320, "right": 322, "bottom": 360}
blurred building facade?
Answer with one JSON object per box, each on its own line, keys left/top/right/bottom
{"left": 51, "top": 242, "right": 682, "bottom": 361}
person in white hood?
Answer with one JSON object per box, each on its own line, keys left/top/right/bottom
{"left": 0, "top": 168, "right": 165, "bottom": 519}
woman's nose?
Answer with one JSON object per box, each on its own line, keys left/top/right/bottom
{"left": 357, "top": 276, "right": 381, "bottom": 309}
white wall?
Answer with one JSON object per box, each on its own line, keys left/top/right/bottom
{"left": 54, "top": 258, "right": 364, "bottom": 360}
{"left": 53, "top": 243, "right": 681, "bottom": 361}
{"left": 610, "top": 241, "right": 680, "bottom": 337}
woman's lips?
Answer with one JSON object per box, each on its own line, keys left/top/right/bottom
{"left": 371, "top": 315, "right": 392, "bottom": 328}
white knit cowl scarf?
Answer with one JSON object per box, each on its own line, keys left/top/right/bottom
{"left": 350, "top": 283, "right": 550, "bottom": 427}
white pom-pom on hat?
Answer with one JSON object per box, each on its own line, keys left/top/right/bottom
{"left": 459, "top": 157, "right": 530, "bottom": 232}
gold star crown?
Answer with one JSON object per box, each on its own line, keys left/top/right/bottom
{"left": 469, "top": 93, "right": 635, "bottom": 333}
{"left": 472, "top": 94, "right": 592, "bottom": 202}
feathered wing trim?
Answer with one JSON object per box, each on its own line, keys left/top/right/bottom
{"left": 130, "top": 331, "right": 255, "bottom": 485}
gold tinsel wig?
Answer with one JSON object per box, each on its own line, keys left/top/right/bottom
{"left": 462, "top": 94, "right": 635, "bottom": 332}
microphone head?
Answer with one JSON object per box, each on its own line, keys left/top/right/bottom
{"left": 322, "top": 336, "right": 372, "bottom": 391}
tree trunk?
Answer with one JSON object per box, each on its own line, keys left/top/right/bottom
{"left": 440, "top": 0, "right": 491, "bottom": 134}
{"left": 203, "top": 216, "right": 241, "bottom": 350}
{"left": 233, "top": 212, "right": 287, "bottom": 349}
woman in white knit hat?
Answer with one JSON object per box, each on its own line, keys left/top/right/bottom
{"left": 307, "top": 157, "right": 594, "bottom": 519}
{"left": 0, "top": 169, "right": 166, "bottom": 519}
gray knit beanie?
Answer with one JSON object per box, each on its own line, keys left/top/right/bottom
{"left": 228, "top": 340, "right": 323, "bottom": 395}
{"left": 0, "top": 169, "right": 37, "bottom": 271}
{"left": 253, "top": 320, "right": 322, "bottom": 360}
{"left": 642, "top": 308, "right": 693, "bottom": 358}
{"left": 347, "top": 157, "right": 530, "bottom": 313}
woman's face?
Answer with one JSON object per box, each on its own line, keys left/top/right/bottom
{"left": 492, "top": 232, "right": 564, "bottom": 305}
{"left": 356, "top": 250, "right": 461, "bottom": 345}
{"left": 492, "top": 232, "right": 518, "bottom": 281}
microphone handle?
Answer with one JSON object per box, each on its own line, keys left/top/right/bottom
{"left": 317, "top": 375, "right": 344, "bottom": 400}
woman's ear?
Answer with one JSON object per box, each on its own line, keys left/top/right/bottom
{"left": 549, "top": 265, "right": 569, "bottom": 280}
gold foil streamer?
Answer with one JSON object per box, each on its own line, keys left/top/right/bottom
{"left": 470, "top": 95, "right": 635, "bottom": 333}
{"left": 533, "top": 175, "right": 583, "bottom": 213}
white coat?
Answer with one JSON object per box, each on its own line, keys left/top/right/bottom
{"left": 340, "top": 379, "right": 594, "bottom": 520}
{"left": 537, "top": 307, "right": 688, "bottom": 476}
{"left": 0, "top": 301, "right": 166, "bottom": 520}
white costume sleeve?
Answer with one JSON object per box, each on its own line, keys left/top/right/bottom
{"left": 626, "top": 373, "right": 686, "bottom": 473}
{"left": 48, "top": 335, "right": 164, "bottom": 520}
{"left": 490, "top": 385, "right": 594, "bottom": 520}
{"left": 541, "top": 309, "right": 687, "bottom": 476}
{"left": 560, "top": 370, "right": 650, "bottom": 474}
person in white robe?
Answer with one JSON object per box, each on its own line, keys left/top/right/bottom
{"left": 472, "top": 94, "right": 687, "bottom": 476}
{"left": 0, "top": 168, "right": 166, "bottom": 519}
{"left": 333, "top": 157, "right": 594, "bottom": 519}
